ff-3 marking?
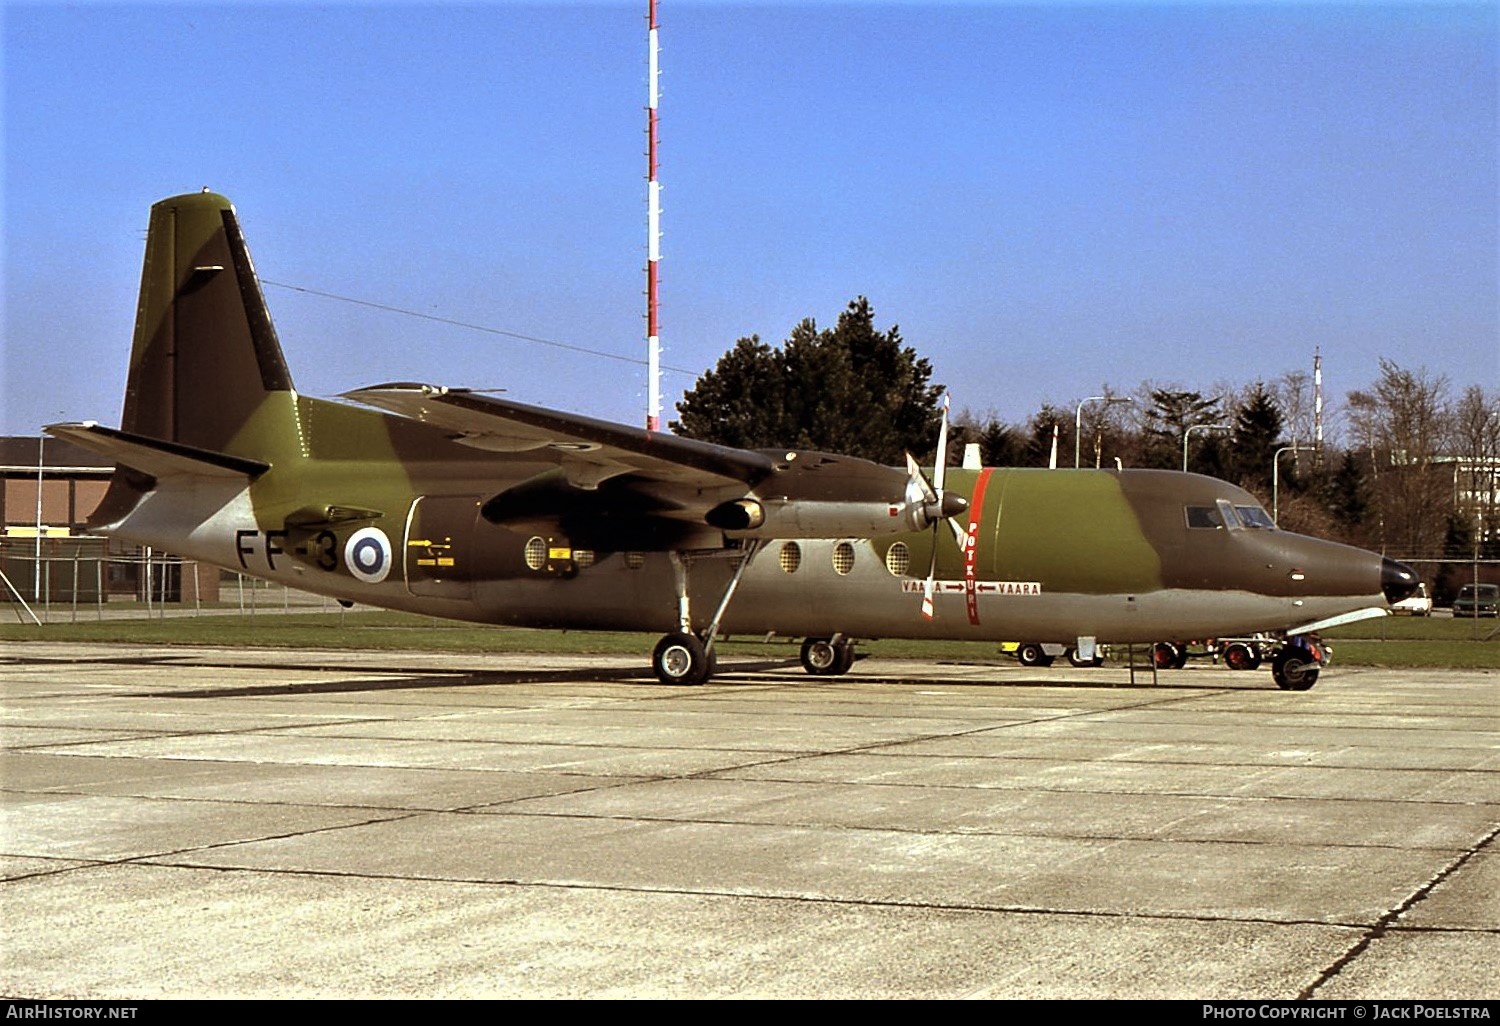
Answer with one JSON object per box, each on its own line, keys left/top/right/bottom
{"left": 236, "top": 529, "right": 289, "bottom": 571}
{"left": 235, "top": 527, "right": 358, "bottom": 576}
{"left": 312, "top": 530, "right": 337, "bottom": 570}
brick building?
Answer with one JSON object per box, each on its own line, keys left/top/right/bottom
{"left": 0, "top": 436, "right": 218, "bottom": 604}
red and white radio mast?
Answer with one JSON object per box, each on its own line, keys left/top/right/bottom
{"left": 645, "top": 0, "right": 662, "bottom": 431}
{"left": 1313, "top": 346, "right": 1324, "bottom": 468}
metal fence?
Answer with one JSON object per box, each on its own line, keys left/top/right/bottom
{"left": 1, "top": 546, "right": 342, "bottom": 625}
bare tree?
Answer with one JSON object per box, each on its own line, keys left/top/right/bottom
{"left": 1276, "top": 370, "right": 1313, "bottom": 455}
{"left": 1449, "top": 385, "right": 1500, "bottom": 549}
{"left": 1345, "top": 360, "right": 1451, "bottom": 556}
{"left": 1070, "top": 384, "right": 1136, "bottom": 469}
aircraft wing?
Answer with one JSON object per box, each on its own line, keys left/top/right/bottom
{"left": 342, "top": 384, "right": 941, "bottom": 549}
{"left": 342, "top": 383, "right": 777, "bottom": 491}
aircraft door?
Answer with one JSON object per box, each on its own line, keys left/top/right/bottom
{"left": 404, "top": 495, "right": 480, "bottom": 599}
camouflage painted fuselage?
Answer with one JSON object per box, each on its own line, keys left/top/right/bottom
{"left": 96, "top": 424, "right": 1392, "bottom": 644}
{"left": 58, "top": 192, "right": 1402, "bottom": 654}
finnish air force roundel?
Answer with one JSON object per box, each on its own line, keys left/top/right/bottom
{"left": 344, "top": 527, "right": 392, "bottom": 584}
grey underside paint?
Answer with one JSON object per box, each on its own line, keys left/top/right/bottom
{"left": 465, "top": 543, "right": 1378, "bottom": 644}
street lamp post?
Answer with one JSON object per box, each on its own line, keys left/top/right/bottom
{"left": 1182, "top": 423, "right": 1230, "bottom": 473}
{"left": 1272, "top": 445, "right": 1316, "bottom": 524}
{"left": 1074, "top": 396, "right": 1134, "bottom": 469}
{"left": 34, "top": 435, "right": 44, "bottom": 602}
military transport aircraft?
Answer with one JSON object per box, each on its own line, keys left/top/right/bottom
{"left": 47, "top": 192, "right": 1419, "bottom": 690}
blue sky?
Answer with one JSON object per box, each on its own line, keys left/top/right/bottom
{"left": 3, "top": 1, "right": 1495, "bottom": 441}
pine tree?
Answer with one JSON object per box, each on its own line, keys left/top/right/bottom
{"left": 1226, "top": 383, "right": 1286, "bottom": 491}
{"left": 673, "top": 298, "right": 944, "bottom": 465}
{"left": 1140, "top": 388, "right": 1224, "bottom": 471}
{"left": 1326, "top": 450, "right": 1371, "bottom": 541}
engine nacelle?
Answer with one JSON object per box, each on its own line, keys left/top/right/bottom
{"left": 705, "top": 495, "right": 962, "bottom": 539}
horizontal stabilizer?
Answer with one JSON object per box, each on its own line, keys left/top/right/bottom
{"left": 45, "top": 422, "right": 270, "bottom": 481}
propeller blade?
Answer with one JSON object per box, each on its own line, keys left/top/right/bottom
{"left": 920, "top": 511, "right": 971, "bottom": 621}
{"left": 905, "top": 451, "right": 936, "bottom": 505}
{"left": 933, "top": 394, "right": 951, "bottom": 495}
{"left": 920, "top": 393, "right": 954, "bottom": 620}
{"left": 920, "top": 541, "right": 938, "bottom": 620}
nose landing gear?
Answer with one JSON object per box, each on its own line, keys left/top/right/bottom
{"left": 1271, "top": 636, "right": 1324, "bottom": 691}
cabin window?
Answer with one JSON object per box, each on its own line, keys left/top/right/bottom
{"left": 778, "top": 542, "right": 802, "bottom": 574}
{"left": 884, "top": 541, "right": 911, "bottom": 577}
{"left": 832, "top": 541, "right": 856, "bottom": 576}
{"left": 624, "top": 551, "right": 645, "bottom": 570}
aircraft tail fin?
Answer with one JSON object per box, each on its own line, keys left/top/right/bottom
{"left": 120, "top": 191, "right": 295, "bottom": 455}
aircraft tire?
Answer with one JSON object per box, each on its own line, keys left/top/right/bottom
{"left": 800, "top": 637, "right": 843, "bottom": 676}
{"left": 1272, "top": 650, "right": 1319, "bottom": 691}
{"left": 1223, "top": 643, "right": 1261, "bottom": 671}
{"left": 1016, "top": 643, "right": 1054, "bottom": 668}
{"left": 653, "top": 633, "right": 712, "bottom": 686}
{"left": 832, "top": 639, "right": 857, "bottom": 675}
{"left": 1151, "top": 642, "right": 1180, "bottom": 670}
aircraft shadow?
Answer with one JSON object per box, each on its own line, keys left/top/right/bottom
{"left": 135, "top": 658, "right": 804, "bottom": 698}
{"left": 8, "top": 651, "right": 1267, "bottom": 698}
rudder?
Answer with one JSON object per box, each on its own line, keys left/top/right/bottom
{"left": 121, "top": 191, "right": 294, "bottom": 454}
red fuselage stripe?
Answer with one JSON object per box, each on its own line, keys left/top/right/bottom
{"left": 964, "top": 469, "right": 995, "bottom": 625}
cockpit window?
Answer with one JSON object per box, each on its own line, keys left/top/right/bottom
{"left": 1185, "top": 505, "right": 1225, "bottom": 529}
{"left": 1235, "top": 505, "right": 1275, "bottom": 529}
{"left": 1186, "top": 502, "right": 1257, "bottom": 530}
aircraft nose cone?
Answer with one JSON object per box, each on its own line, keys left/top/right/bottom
{"left": 1381, "top": 557, "right": 1420, "bottom": 605}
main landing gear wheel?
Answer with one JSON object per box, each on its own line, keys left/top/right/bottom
{"left": 1016, "top": 643, "right": 1054, "bottom": 668}
{"left": 800, "top": 637, "right": 855, "bottom": 676}
{"left": 653, "top": 633, "right": 715, "bottom": 686}
{"left": 1272, "top": 649, "right": 1319, "bottom": 691}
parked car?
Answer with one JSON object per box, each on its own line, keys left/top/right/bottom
{"left": 1453, "top": 583, "right": 1500, "bottom": 618}
{"left": 1391, "top": 583, "right": 1432, "bottom": 616}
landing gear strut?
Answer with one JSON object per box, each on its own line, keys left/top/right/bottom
{"left": 651, "top": 543, "right": 761, "bottom": 686}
